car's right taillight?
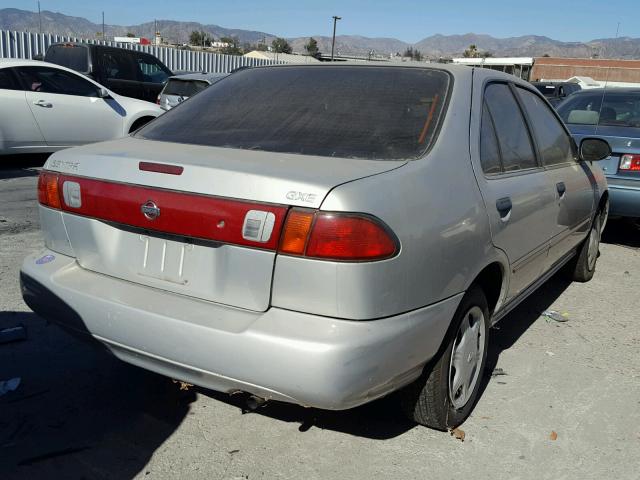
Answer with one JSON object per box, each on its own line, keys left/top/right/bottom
{"left": 278, "top": 208, "right": 399, "bottom": 262}
{"left": 620, "top": 154, "right": 640, "bottom": 171}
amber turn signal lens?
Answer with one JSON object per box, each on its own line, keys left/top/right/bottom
{"left": 279, "top": 209, "right": 315, "bottom": 255}
{"left": 37, "top": 171, "right": 61, "bottom": 209}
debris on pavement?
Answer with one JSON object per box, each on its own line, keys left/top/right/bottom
{"left": 0, "top": 324, "right": 27, "bottom": 344}
{"left": 450, "top": 428, "right": 465, "bottom": 442}
{"left": 545, "top": 351, "right": 555, "bottom": 357}
{"left": 550, "top": 431, "right": 558, "bottom": 441}
{"left": 541, "top": 310, "right": 569, "bottom": 322}
{"left": 491, "top": 367, "right": 508, "bottom": 377}
{"left": 172, "top": 379, "right": 194, "bottom": 391}
{"left": 0, "top": 377, "right": 21, "bottom": 396}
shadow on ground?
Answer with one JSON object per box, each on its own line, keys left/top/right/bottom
{"left": 0, "top": 154, "right": 48, "bottom": 180}
{"left": 601, "top": 218, "right": 640, "bottom": 250}
{"left": 0, "top": 311, "right": 195, "bottom": 479}
{"left": 198, "top": 273, "right": 574, "bottom": 439}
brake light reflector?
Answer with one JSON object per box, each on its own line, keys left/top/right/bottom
{"left": 279, "top": 209, "right": 398, "bottom": 261}
{"left": 37, "top": 171, "right": 61, "bottom": 209}
{"left": 620, "top": 154, "right": 640, "bottom": 171}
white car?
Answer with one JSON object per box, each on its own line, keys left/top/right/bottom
{"left": 0, "top": 59, "right": 163, "bottom": 155}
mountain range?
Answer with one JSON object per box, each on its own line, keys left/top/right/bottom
{"left": 2, "top": 7, "right": 640, "bottom": 59}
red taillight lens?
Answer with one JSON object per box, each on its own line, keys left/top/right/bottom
{"left": 620, "top": 154, "right": 640, "bottom": 171}
{"left": 279, "top": 209, "right": 398, "bottom": 261}
{"left": 37, "top": 171, "right": 61, "bottom": 209}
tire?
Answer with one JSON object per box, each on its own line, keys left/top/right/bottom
{"left": 400, "top": 286, "right": 490, "bottom": 430}
{"left": 567, "top": 209, "right": 603, "bottom": 283}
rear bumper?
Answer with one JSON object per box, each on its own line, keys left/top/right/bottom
{"left": 21, "top": 250, "right": 460, "bottom": 410}
{"left": 607, "top": 179, "right": 640, "bottom": 218}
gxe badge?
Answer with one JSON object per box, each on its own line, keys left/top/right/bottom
{"left": 141, "top": 200, "right": 160, "bottom": 220}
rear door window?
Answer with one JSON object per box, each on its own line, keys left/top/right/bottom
{"left": 137, "top": 66, "right": 450, "bottom": 160}
{"left": 516, "top": 87, "right": 574, "bottom": 167}
{"left": 15, "top": 66, "right": 99, "bottom": 97}
{"left": 0, "top": 68, "right": 20, "bottom": 90}
{"left": 484, "top": 83, "right": 538, "bottom": 171}
{"left": 101, "top": 49, "right": 137, "bottom": 81}
{"left": 44, "top": 44, "right": 90, "bottom": 73}
{"left": 480, "top": 102, "right": 503, "bottom": 174}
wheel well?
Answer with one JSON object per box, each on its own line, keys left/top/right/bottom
{"left": 129, "top": 116, "right": 155, "bottom": 134}
{"left": 471, "top": 262, "right": 503, "bottom": 315}
{"left": 598, "top": 190, "right": 609, "bottom": 212}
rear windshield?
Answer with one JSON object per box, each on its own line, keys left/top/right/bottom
{"left": 137, "top": 66, "right": 450, "bottom": 160}
{"left": 45, "top": 45, "right": 90, "bottom": 73}
{"left": 557, "top": 91, "right": 640, "bottom": 128}
{"left": 163, "top": 79, "right": 209, "bottom": 97}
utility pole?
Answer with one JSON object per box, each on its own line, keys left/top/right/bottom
{"left": 330, "top": 15, "right": 341, "bottom": 61}
{"left": 102, "top": 11, "right": 105, "bottom": 40}
{"left": 37, "top": 1, "right": 42, "bottom": 34}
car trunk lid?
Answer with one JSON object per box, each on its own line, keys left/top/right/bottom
{"left": 44, "top": 137, "right": 406, "bottom": 311}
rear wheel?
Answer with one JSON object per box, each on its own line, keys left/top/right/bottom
{"left": 400, "top": 286, "right": 490, "bottom": 430}
{"left": 567, "top": 209, "right": 603, "bottom": 283}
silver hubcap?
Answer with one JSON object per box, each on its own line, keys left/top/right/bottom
{"left": 587, "top": 216, "right": 601, "bottom": 271}
{"left": 449, "top": 306, "right": 486, "bottom": 410}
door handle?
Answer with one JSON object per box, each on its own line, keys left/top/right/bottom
{"left": 556, "top": 182, "right": 566, "bottom": 197}
{"left": 33, "top": 100, "right": 53, "bottom": 108}
{"left": 496, "top": 197, "right": 512, "bottom": 222}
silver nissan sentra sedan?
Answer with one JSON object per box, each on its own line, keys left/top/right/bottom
{"left": 21, "top": 63, "right": 610, "bottom": 430}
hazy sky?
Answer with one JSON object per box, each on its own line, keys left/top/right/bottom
{"left": 5, "top": 0, "right": 637, "bottom": 42}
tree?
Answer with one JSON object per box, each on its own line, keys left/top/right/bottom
{"left": 463, "top": 44, "right": 479, "bottom": 58}
{"left": 402, "top": 47, "right": 423, "bottom": 61}
{"left": 403, "top": 47, "right": 415, "bottom": 58}
{"left": 126, "top": 32, "right": 136, "bottom": 38}
{"left": 189, "top": 30, "right": 211, "bottom": 47}
{"left": 220, "top": 36, "right": 243, "bottom": 55}
{"left": 304, "top": 37, "right": 320, "bottom": 57}
{"left": 272, "top": 38, "right": 292, "bottom": 54}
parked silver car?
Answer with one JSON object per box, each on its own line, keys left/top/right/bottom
{"left": 157, "top": 72, "right": 228, "bottom": 110}
{"left": 21, "top": 64, "right": 609, "bottom": 430}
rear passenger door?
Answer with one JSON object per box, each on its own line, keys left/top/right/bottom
{"left": 515, "top": 86, "right": 594, "bottom": 269}
{"left": 473, "top": 82, "right": 557, "bottom": 301}
{"left": 98, "top": 48, "right": 142, "bottom": 100}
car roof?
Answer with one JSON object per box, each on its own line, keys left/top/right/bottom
{"left": 0, "top": 58, "right": 52, "bottom": 68}
{"left": 168, "top": 72, "right": 229, "bottom": 82}
{"left": 571, "top": 87, "right": 640, "bottom": 95}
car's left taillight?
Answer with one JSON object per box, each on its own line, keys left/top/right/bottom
{"left": 620, "top": 154, "right": 640, "bottom": 172}
{"left": 278, "top": 208, "right": 399, "bottom": 262}
{"left": 37, "top": 171, "right": 61, "bottom": 209}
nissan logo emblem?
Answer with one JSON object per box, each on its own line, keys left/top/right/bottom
{"left": 141, "top": 200, "right": 160, "bottom": 220}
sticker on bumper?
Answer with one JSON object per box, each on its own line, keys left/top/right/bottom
{"left": 35, "top": 254, "right": 55, "bottom": 265}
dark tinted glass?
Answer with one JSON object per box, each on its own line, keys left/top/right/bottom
{"left": 484, "top": 83, "right": 537, "bottom": 171}
{"left": 102, "top": 49, "right": 136, "bottom": 81}
{"left": 517, "top": 87, "right": 574, "bottom": 166}
{"left": 480, "top": 102, "right": 503, "bottom": 174}
{"left": 16, "top": 66, "right": 98, "bottom": 97}
{"left": 45, "top": 45, "right": 90, "bottom": 73}
{"left": 557, "top": 92, "right": 640, "bottom": 128}
{"left": 163, "top": 79, "right": 208, "bottom": 97}
{"left": 533, "top": 83, "right": 557, "bottom": 97}
{"left": 137, "top": 66, "right": 450, "bottom": 160}
{"left": 0, "top": 69, "right": 19, "bottom": 90}
{"left": 136, "top": 55, "right": 171, "bottom": 83}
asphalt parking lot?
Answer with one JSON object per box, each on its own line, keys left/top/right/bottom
{"left": 1, "top": 156, "right": 639, "bottom": 480}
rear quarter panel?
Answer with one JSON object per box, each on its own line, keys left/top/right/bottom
{"left": 271, "top": 70, "right": 503, "bottom": 319}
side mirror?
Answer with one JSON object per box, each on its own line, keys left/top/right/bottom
{"left": 579, "top": 138, "right": 611, "bottom": 162}
{"left": 97, "top": 87, "right": 111, "bottom": 99}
